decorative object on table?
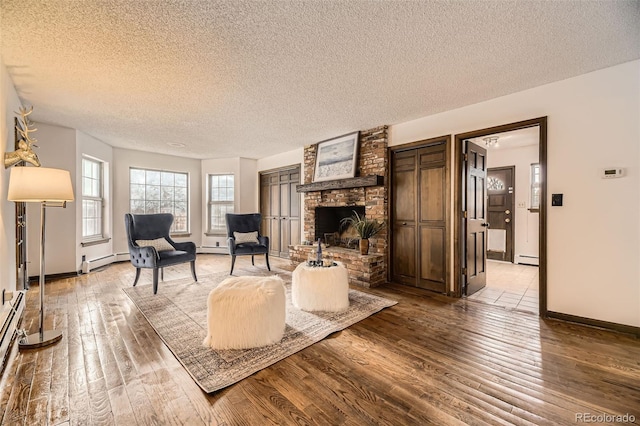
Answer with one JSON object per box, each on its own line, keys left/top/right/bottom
{"left": 313, "top": 131, "right": 360, "bottom": 182}
{"left": 8, "top": 166, "right": 74, "bottom": 349}
{"left": 123, "top": 269, "right": 397, "bottom": 393}
{"left": 4, "top": 106, "right": 41, "bottom": 168}
{"left": 340, "top": 210, "right": 385, "bottom": 255}
{"left": 124, "top": 213, "right": 198, "bottom": 294}
{"left": 316, "top": 238, "right": 322, "bottom": 263}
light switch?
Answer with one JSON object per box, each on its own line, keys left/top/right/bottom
{"left": 552, "top": 194, "right": 563, "bottom": 206}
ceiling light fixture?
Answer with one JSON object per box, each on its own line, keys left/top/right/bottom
{"left": 483, "top": 136, "right": 499, "bottom": 148}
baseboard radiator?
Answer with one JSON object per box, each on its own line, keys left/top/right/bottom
{"left": 0, "top": 290, "right": 26, "bottom": 375}
{"left": 516, "top": 254, "right": 540, "bottom": 266}
{"left": 82, "top": 249, "right": 229, "bottom": 274}
{"left": 81, "top": 254, "right": 128, "bottom": 273}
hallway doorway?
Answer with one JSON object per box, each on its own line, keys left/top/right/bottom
{"left": 454, "top": 117, "right": 547, "bottom": 316}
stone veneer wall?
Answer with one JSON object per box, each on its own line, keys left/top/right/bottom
{"left": 291, "top": 125, "right": 388, "bottom": 287}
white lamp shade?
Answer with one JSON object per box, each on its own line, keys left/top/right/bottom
{"left": 8, "top": 166, "right": 75, "bottom": 202}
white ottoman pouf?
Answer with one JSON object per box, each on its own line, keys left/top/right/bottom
{"left": 292, "top": 261, "right": 349, "bottom": 312}
{"left": 203, "top": 275, "right": 286, "bottom": 350}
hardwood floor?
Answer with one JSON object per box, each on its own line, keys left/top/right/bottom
{"left": 1, "top": 254, "right": 639, "bottom": 425}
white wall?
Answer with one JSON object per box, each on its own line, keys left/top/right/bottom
{"left": 487, "top": 144, "right": 539, "bottom": 262}
{"left": 76, "top": 131, "right": 113, "bottom": 267}
{"left": 0, "top": 59, "right": 23, "bottom": 293}
{"left": 390, "top": 60, "right": 640, "bottom": 327}
{"left": 201, "top": 157, "right": 242, "bottom": 249}
{"left": 25, "top": 122, "right": 77, "bottom": 276}
{"left": 112, "top": 148, "right": 202, "bottom": 255}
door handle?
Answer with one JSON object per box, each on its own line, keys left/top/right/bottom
{"left": 505, "top": 218, "right": 511, "bottom": 223}
{"left": 402, "top": 222, "right": 407, "bottom": 225}
{"left": 481, "top": 223, "right": 490, "bottom": 227}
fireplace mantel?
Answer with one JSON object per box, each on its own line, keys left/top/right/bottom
{"left": 296, "top": 175, "right": 383, "bottom": 193}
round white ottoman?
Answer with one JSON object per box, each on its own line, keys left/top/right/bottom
{"left": 292, "top": 261, "right": 349, "bottom": 312}
{"left": 203, "top": 275, "right": 285, "bottom": 350}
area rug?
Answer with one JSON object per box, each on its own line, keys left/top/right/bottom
{"left": 123, "top": 269, "right": 397, "bottom": 393}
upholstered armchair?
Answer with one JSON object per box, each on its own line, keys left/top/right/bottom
{"left": 225, "top": 213, "right": 270, "bottom": 275}
{"left": 125, "top": 213, "right": 197, "bottom": 294}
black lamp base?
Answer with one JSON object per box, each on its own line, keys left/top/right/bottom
{"left": 18, "top": 330, "right": 63, "bottom": 350}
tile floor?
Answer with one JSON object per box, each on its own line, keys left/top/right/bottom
{"left": 466, "top": 260, "right": 539, "bottom": 313}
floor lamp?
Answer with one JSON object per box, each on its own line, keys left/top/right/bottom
{"left": 8, "top": 166, "right": 74, "bottom": 349}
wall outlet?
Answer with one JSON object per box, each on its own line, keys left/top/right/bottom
{"left": 216, "top": 241, "right": 220, "bottom": 247}
{"left": 517, "top": 201, "right": 526, "bottom": 208}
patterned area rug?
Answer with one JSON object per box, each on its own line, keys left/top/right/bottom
{"left": 123, "top": 268, "right": 397, "bottom": 393}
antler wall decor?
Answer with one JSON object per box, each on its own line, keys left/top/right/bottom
{"left": 4, "top": 106, "right": 41, "bottom": 168}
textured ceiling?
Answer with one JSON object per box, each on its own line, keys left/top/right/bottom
{"left": 1, "top": 1, "right": 639, "bottom": 160}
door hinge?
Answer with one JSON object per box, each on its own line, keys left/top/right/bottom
{"left": 462, "top": 267, "right": 467, "bottom": 276}
{"left": 463, "top": 210, "right": 467, "bottom": 219}
{"left": 463, "top": 153, "right": 468, "bottom": 162}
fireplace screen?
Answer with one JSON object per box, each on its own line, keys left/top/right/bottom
{"left": 315, "top": 206, "right": 365, "bottom": 249}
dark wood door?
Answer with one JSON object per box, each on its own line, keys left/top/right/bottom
{"left": 391, "top": 143, "right": 447, "bottom": 293}
{"left": 260, "top": 166, "right": 300, "bottom": 258}
{"left": 465, "top": 141, "right": 488, "bottom": 296}
{"left": 487, "top": 166, "right": 515, "bottom": 262}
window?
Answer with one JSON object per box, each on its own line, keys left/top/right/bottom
{"left": 208, "top": 174, "right": 234, "bottom": 234}
{"left": 82, "top": 157, "right": 104, "bottom": 240}
{"left": 130, "top": 168, "right": 189, "bottom": 233}
{"left": 530, "top": 163, "right": 541, "bottom": 209}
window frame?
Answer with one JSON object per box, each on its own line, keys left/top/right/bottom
{"left": 530, "top": 163, "right": 541, "bottom": 212}
{"left": 207, "top": 173, "right": 235, "bottom": 235}
{"left": 81, "top": 156, "right": 105, "bottom": 242}
{"left": 129, "top": 167, "right": 190, "bottom": 235}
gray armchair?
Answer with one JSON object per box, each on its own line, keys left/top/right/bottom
{"left": 226, "top": 213, "right": 270, "bottom": 275}
{"left": 125, "top": 213, "right": 197, "bottom": 294}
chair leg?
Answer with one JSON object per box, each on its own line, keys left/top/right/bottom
{"left": 160, "top": 267, "right": 164, "bottom": 281}
{"left": 229, "top": 255, "right": 236, "bottom": 275}
{"left": 190, "top": 260, "right": 198, "bottom": 282}
{"left": 251, "top": 255, "right": 255, "bottom": 266}
{"left": 133, "top": 268, "right": 141, "bottom": 286}
{"left": 153, "top": 268, "right": 159, "bottom": 294}
{"left": 265, "top": 252, "right": 271, "bottom": 271}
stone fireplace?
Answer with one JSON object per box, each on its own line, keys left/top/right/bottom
{"left": 290, "top": 125, "right": 388, "bottom": 287}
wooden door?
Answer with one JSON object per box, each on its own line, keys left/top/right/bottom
{"left": 259, "top": 166, "right": 300, "bottom": 258}
{"left": 391, "top": 151, "right": 417, "bottom": 285}
{"left": 465, "top": 141, "right": 488, "bottom": 296}
{"left": 278, "top": 169, "right": 301, "bottom": 258}
{"left": 417, "top": 146, "right": 447, "bottom": 292}
{"left": 487, "top": 166, "right": 515, "bottom": 262}
{"left": 391, "top": 143, "right": 446, "bottom": 293}
{"left": 261, "top": 172, "right": 281, "bottom": 256}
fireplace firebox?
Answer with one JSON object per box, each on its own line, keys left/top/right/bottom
{"left": 314, "top": 206, "right": 365, "bottom": 248}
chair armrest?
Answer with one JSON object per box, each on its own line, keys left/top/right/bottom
{"left": 258, "top": 235, "right": 269, "bottom": 247}
{"left": 172, "top": 241, "right": 196, "bottom": 254}
{"left": 128, "top": 245, "right": 158, "bottom": 267}
{"left": 227, "top": 237, "right": 236, "bottom": 254}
